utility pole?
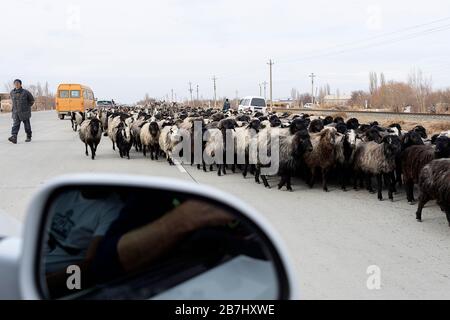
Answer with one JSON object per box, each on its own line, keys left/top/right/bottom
{"left": 262, "top": 81, "right": 268, "bottom": 99}
{"left": 212, "top": 75, "right": 217, "bottom": 108}
{"left": 259, "top": 83, "right": 262, "bottom": 96}
{"left": 309, "top": 73, "right": 316, "bottom": 104}
{"left": 171, "top": 89, "right": 174, "bottom": 102}
{"left": 267, "top": 59, "right": 274, "bottom": 109}
{"left": 196, "top": 84, "right": 199, "bottom": 102}
{"left": 188, "top": 82, "right": 194, "bottom": 105}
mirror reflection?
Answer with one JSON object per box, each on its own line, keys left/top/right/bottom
{"left": 40, "top": 186, "right": 280, "bottom": 300}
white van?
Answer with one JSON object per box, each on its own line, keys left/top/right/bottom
{"left": 238, "top": 96, "right": 267, "bottom": 113}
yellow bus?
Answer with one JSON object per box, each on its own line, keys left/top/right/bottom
{"left": 55, "top": 84, "right": 96, "bottom": 119}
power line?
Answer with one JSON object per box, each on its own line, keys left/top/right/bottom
{"left": 279, "top": 23, "right": 450, "bottom": 64}
{"left": 278, "top": 16, "right": 450, "bottom": 64}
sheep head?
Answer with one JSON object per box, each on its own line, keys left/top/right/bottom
{"left": 435, "top": 136, "right": 450, "bottom": 158}
{"left": 292, "top": 129, "right": 313, "bottom": 158}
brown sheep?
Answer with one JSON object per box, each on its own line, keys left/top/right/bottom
{"left": 304, "top": 127, "right": 338, "bottom": 192}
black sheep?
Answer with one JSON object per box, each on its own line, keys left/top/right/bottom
{"left": 309, "top": 119, "right": 324, "bottom": 133}
{"left": 116, "top": 123, "right": 132, "bottom": 159}
{"left": 416, "top": 159, "right": 450, "bottom": 226}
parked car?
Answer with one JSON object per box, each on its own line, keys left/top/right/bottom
{"left": 238, "top": 96, "right": 267, "bottom": 113}
{"left": 96, "top": 100, "right": 116, "bottom": 108}
{"left": 303, "top": 103, "right": 319, "bottom": 109}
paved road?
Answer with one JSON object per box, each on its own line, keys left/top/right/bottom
{"left": 0, "top": 111, "right": 449, "bottom": 299}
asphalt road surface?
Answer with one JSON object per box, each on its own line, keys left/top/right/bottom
{"left": 0, "top": 111, "right": 449, "bottom": 299}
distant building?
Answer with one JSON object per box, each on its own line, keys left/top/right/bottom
{"left": 0, "top": 93, "right": 11, "bottom": 112}
{"left": 273, "top": 98, "right": 295, "bottom": 108}
{"left": 323, "top": 94, "right": 351, "bottom": 106}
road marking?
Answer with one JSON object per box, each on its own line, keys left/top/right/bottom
{"left": 173, "top": 159, "right": 187, "bottom": 173}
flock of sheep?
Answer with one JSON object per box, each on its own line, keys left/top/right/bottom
{"left": 71, "top": 102, "right": 450, "bottom": 228}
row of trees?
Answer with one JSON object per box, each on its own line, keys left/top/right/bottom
{"left": 352, "top": 70, "right": 449, "bottom": 113}
{"left": 288, "top": 69, "right": 449, "bottom": 113}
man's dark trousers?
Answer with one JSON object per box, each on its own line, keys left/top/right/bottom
{"left": 11, "top": 113, "right": 32, "bottom": 138}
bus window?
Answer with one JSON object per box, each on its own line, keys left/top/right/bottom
{"left": 59, "top": 90, "right": 69, "bottom": 98}
{"left": 70, "top": 90, "right": 81, "bottom": 98}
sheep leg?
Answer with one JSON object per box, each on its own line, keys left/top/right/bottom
{"left": 85, "top": 143, "right": 89, "bottom": 156}
{"left": 308, "top": 168, "right": 316, "bottom": 188}
{"left": 202, "top": 160, "right": 207, "bottom": 172}
{"left": 278, "top": 175, "right": 288, "bottom": 190}
{"left": 395, "top": 165, "right": 402, "bottom": 187}
{"left": 405, "top": 180, "right": 415, "bottom": 203}
{"left": 353, "top": 171, "right": 359, "bottom": 190}
{"left": 143, "top": 145, "right": 147, "bottom": 157}
{"left": 322, "top": 168, "right": 329, "bottom": 192}
{"left": 366, "top": 174, "right": 374, "bottom": 193}
{"left": 222, "top": 162, "right": 227, "bottom": 175}
{"left": 416, "top": 193, "right": 430, "bottom": 222}
{"left": 155, "top": 146, "right": 159, "bottom": 160}
{"left": 112, "top": 141, "right": 116, "bottom": 151}
{"left": 89, "top": 143, "right": 95, "bottom": 160}
{"left": 376, "top": 174, "right": 383, "bottom": 201}
{"left": 255, "top": 166, "right": 261, "bottom": 184}
{"left": 339, "top": 166, "right": 346, "bottom": 191}
{"left": 445, "top": 210, "right": 450, "bottom": 227}
{"left": 150, "top": 146, "right": 154, "bottom": 160}
{"left": 217, "top": 164, "right": 222, "bottom": 176}
{"left": 262, "top": 175, "right": 270, "bottom": 188}
{"left": 286, "top": 175, "right": 293, "bottom": 192}
{"left": 386, "top": 173, "right": 394, "bottom": 201}
{"left": 242, "top": 163, "right": 248, "bottom": 178}
{"left": 390, "top": 172, "right": 397, "bottom": 193}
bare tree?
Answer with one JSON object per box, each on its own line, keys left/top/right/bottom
{"left": 408, "top": 68, "right": 432, "bottom": 113}
{"left": 369, "top": 72, "right": 378, "bottom": 94}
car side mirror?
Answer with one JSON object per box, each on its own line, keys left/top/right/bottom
{"left": 20, "top": 174, "right": 297, "bottom": 300}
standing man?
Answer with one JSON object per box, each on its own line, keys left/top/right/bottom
{"left": 222, "top": 98, "right": 231, "bottom": 112}
{"left": 8, "top": 79, "right": 34, "bottom": 144}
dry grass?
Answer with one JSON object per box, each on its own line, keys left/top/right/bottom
{"left": 379, "top": 119, "right": 450, "bottom": 135}
{"left": 331, "top": 112, "right": 348, "bottom": 119}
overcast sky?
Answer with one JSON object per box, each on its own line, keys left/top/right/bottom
{"left": 1, "top": 0, "right": 450, "bottom": 103}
